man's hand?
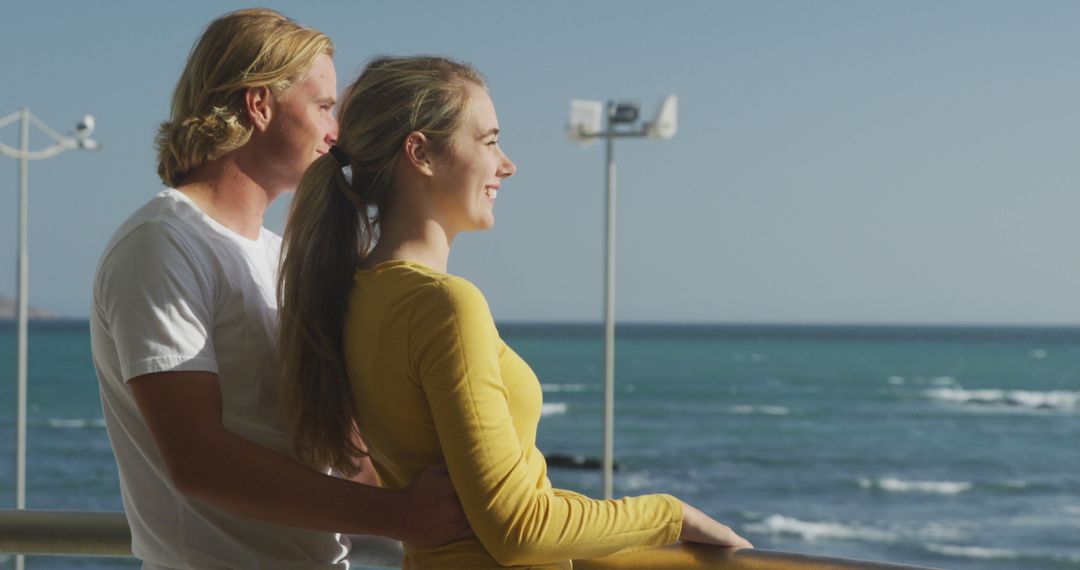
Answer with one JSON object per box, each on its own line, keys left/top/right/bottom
{"left": 396, "top": 463, "right": 473, "bottom": 548}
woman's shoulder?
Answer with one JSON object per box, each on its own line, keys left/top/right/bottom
{"left": 399, "top": 271, "right": 491, "bottom": 329}
{"left": 358, "top": 260, "right": 488, "bottom": 311}
{"left": 408, "top": 273, "right": 498, "bottom": 350}
{"left": 420, "top": 272, "right": 488, "bottom": 314}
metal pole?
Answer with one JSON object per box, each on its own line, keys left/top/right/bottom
{"left": 601, "top": 103, "right": 616, "bottom": 499}
{"left": 15, "top": 106, "right": 29, "bottom": 570}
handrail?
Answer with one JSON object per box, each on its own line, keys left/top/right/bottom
{"left": 0, "top": 510, "right": 129, "bottom": 557}
{"left": 574, "top": 543, "right": 941, "bottom": 569}
{"left": 0, "top": 509, "right": 403, "bottom": 567}
{"left": 0, "top": 510, "right": 941, "bottom": 569}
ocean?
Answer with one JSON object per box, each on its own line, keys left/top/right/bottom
{"left": 1, "top": 321, "right": 1078, "bottom": 569}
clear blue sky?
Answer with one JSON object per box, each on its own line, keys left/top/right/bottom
{"left": 3, "top": 0, "right": 1080, "bottom": 324}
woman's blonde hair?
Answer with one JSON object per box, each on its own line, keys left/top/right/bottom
{"left": 155, "top": 9, "right": 333, "bottom": 187}
{"left": 278, "top": 56, "right": 485, "bottom": 475}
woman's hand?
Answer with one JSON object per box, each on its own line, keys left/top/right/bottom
{"left": 678, "top": 501, "right": 753, "bottom": 549}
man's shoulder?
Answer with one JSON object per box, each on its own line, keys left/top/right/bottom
{"left": 113, "top": 188, "right": 226, "bottom": 248}
{"left": 95, "top": 190, "right": 216, "bottom": 281}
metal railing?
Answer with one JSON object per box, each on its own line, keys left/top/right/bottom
{"left": 0, "top": 509, "right": 941, "bottom": 569}
{"left": 0, "top": 510, "right": 404, "bottom": 567}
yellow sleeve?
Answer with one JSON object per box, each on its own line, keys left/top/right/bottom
{"left": 410, "top": 278, "right": 683, "bottom": 566}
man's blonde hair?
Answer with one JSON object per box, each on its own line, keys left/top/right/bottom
{"left": 155, "top": 9, "right": 333, "bottom": 187}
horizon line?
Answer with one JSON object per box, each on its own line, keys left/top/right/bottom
{"left": 9, "top": 317, "right": 1080, "bottom": 330}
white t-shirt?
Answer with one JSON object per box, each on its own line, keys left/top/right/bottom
{"left": 90, "top": 189, "right": 350, "bottom": 569}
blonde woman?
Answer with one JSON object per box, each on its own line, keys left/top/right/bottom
{"left": 279, "top": 56, "right": 752, "bottom": 568}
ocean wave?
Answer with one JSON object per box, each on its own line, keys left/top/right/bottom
{"left": 989, "top": 479, "right": 1029, "bottom": 492}
{"left": 889, "top": 375, "right": 955, "bottom": 386}
{"left": 926, "top": 543, "right": 1019, "bottom": 560}
{"left": 541, "top": 403, "right": 567, "bottom": 416}
{"left": 745, "top": 514, "right": 896, "bottom": 543}
{"left": 727, "top": 405, "right": 790, "bottom": 416}
{"left": 915, "top": 522, "right": 968, "bottom": 542}
{"left": 541, "top": 383, "right": 588, "bottom": 393}
{"left": 48, "top": 418, "right": 106, "bottom": 429}
{"left": 859, "top": 477, "right": 972, "bottom": 495}
{"left": 925, "top": 387, "right": 1079, "bottom": 412}
{"left": 619, "top": 471, "right": 660, "bottom": 491}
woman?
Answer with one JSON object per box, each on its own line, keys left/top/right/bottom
{"left": 278, "top": 56, "right": 752, "bottom": 568}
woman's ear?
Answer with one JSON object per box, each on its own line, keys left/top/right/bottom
{"left": 245, "top": 86, "right": 273, "bottom": 133}
{"left": 402, "top": 131, "right": 435, "bottom": 177}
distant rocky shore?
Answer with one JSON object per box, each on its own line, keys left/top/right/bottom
{"left": 0, "top": 294, "right": 53, "bottom": 319}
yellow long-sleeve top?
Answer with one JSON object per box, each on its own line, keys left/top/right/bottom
{"left": 343, "top": 261, "right": 683, "bottom": 569}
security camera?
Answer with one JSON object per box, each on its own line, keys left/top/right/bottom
{"left": 74, "top": 115, "right": 95, "bottom": 138}
{"left": 609, "top": 102, "right": 640, "bottom": 124}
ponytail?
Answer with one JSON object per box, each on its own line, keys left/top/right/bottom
{"left": 278, "top": 152, "right": 374, "bottom": 475}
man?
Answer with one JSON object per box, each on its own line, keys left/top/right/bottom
{"left": 90, "top": 9, "right": 467, "bottom": 569}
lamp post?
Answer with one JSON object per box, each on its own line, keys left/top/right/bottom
{"left": 567, "top": 95, "right": 677, "bottom": 499}
{"left": 0, "top": 108, "right": 99, "bottom": 570}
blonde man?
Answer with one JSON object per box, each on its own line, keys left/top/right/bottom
{"left": 90, "top": 10, "right": 467, "bottom": 569}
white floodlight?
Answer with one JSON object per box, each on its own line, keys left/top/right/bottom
{"left": 568, "top": 99, "right": 603, "bottom": 145}
{"left": 644, "top": 94, "right": 678, "bottom": 140}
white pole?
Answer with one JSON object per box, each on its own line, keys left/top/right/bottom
{"left": 0, "top": 107, "right": 97, "bottom": 570}
{"left": 601, "top": 102, "right": 616, "bottom": 500}
{"left": 15, "top": 106, "right": 29, "bottom": 570}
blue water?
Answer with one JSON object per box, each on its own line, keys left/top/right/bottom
{"left": 2, "top": 321, "right": 1079, "bottom": 569}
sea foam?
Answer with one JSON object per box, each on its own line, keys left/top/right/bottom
{"left": 48, "top": 418, "right": 105, "bottom": 429}
{"left": 926, "top": 543, "right": 1019, "bottom": 559}
{"left": 727, "top": 405, "right": 790, "bottom": 416}
{"left": 925, "top": 387, "right": 1079, "bottom": 412}
{"left": 541, "top": 403, "right": 567, "bottom": 416}
{"left": 859, "top": 477, "right": 972, "bottom": 495}
{"left": 541, "top": 383, "right": 588, "bottom": 393}
{"left": 746, "top": 514, "right": 896, "bottom": 542}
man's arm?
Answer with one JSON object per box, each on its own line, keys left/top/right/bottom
{"left": 129, "top": 370, "right": 469, "bottom": 547}
{"left": 344, "top": 425, "right": 380, "bottom": 487}
{"left": 346, "top": 454, "right": 381, "bottom": 487}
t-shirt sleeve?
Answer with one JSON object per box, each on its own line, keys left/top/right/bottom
{"left": 94, "top": 222, "right": 218, "bottom": 381}
{"left": 410, "top": 278, "right": 682, "bottom": 566}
